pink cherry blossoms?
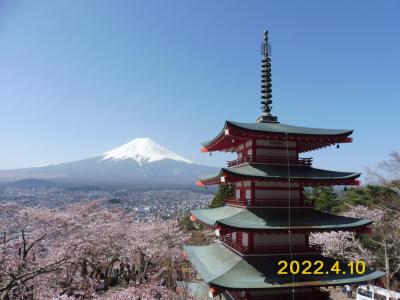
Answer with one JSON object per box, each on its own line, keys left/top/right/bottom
{"left": 0, "top": 201, "right": 190, "bottom": 299}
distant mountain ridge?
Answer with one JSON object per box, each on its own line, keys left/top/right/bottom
{"left": 0, "top": 138, "right": 218, "bottom": 187}
{"left": 6, "top": 178, "right": 56, "bottom": 188}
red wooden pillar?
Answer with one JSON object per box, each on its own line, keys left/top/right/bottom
{"left": 240, "top": 188, "right": 245, "bottom": 202}
{"left": 245, "top": 290, "right": 250, "bottom": 300}
{"left": 300, "top": 184, "right": 304, "bottom": 206}
{"left": 251, "top": 180, "right": 255, "bottom": 206}
{"left": 251, "top": 138, "right": 256, "bottom": 161}
{"left": 237, "top": 231, "right": 242, "bottom": 245}
{"left": 248, "top": 232, "right": 254, "bottom": 253}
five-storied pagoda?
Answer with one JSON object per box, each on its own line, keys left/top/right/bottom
{"left": 183, "top": 31, "right": 384, "bottom": 300}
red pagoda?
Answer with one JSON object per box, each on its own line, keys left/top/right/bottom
{"left": 183, "top": 31, "right": 384, "bottom": 300}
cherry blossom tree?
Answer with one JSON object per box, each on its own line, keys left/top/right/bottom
{"left": 311, "top": 204, "right": 400, "bottom": 290}
{"left": 0, "top": 203, "right": 73, "bottom": 299}
{"left": 366, "top": 151, "right": 400, "bottom": 184}
{"left": 310, "top": 206, "right": 384, "bottom": 261}
{"left": 0, "top": 201, "right": 190, "bottom": 299}
{"left": 367, "top": 151, "right": 400, "bottom": 289}
{"left": 311, "top": 152, "right": 400, "bottom": 290}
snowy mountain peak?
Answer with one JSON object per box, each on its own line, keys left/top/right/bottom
{"left": 102, "top": 138, "right": 192, "bottom": 165}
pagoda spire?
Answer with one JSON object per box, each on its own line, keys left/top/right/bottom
{"left": 257, "top": 30, "right": 278, "bottom": 123}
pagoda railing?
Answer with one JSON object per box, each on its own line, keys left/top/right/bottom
{"left": 225, "top": 197, "right": 247, "bottom": 206}
{"left": 225, "top": 197, "right": 313, "bottom": 207}
{"left": 222, "top": 237, "right": 322, "bottom": 255}
{"left": 222, "top": 237, "right": 248, "bottom": 253}
{"left": 251, "top": 243, "right": 322, "bottom": 254}
{"left": 227, "top": 155, "right": 313, "bottom": 167}
{"left": 228, "top": 288, "right": 329, "bottom": 300}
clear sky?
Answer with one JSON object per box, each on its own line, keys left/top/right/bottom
{"left": 0, "top": 1, "right": 399, "bottom": 178}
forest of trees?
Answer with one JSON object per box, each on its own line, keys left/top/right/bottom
{"left": 309, "top": 152, "right": 400, "bottom": 291}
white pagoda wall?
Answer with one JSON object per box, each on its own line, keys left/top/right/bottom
{"left": 253, "top": 233, "right": 306, "bottom": 247}
{"left": 255, "top": 140, "right": 297, "bottom": 157}
{"left": 235, "top": 181, "right": 303, "bottom": 206}
{"left": 236, "top": 139, "right": 298, "bottom": 159}
{"left": 237, "top": 140, "right": 253, "bottom": 158}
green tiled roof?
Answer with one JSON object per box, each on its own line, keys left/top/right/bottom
{"left": 184, "top": 245, "right": 384, "bottom": 290}
{"left": 191, "top": 206, "right": 372, "bottom": 230}
{"left": 228, "top": 121, "right": 353, "bottom": 136}
{"left": 199, "top": 164, "right": 360, "bottom": 182}
{"left": 202, "top": 121, "right": 353, "bottom": 147}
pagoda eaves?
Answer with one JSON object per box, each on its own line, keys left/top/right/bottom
{"left": 191, "top": 206, "right": 372, "bottom": 233}
{"left": 198, "top": 164, "right": 360, "bottom": 186}
{"left": 201, "top": 121, "right": 353, "bottom": 153}
{"left": 184, "top": 245, "right": 384, "bottom": 290}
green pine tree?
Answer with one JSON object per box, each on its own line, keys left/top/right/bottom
{"left": 305, "top": 186, "right": 340, "bottom": 213}
{"left": 209, "top": 185, "right": 234, "bottom": 208}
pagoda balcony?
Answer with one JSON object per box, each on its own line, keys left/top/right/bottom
{"left": 222, "top": 237, "right": 322, "bottom": 255}
{"left": 225, "top": 197, "right": 314, "bottom": 208}
{"left": 227, "top": 155, "right": 313, "bottom": 167}
{"left": 225, "top": 197, "right": 247, "bottom": 206}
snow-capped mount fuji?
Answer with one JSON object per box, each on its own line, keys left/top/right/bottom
{"left": 102, "top": 138, "right": 192, "bottom": 165}
{"left": 0, "top": 138, "right": 217, "bottom": 187}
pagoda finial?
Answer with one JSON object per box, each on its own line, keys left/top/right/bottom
{"left": 257, "top": 30, "right": 278, "bottom": 123}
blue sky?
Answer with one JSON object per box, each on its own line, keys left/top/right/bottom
{"left": 0, "top": 1, "right": 399, "bottom": 179}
